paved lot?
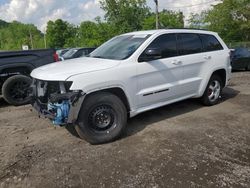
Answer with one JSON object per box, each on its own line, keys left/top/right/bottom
{"left": 0, "top": 72, "right": 250, "bottom": 188}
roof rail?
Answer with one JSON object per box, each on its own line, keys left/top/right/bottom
{"left": 162, "top": 27, "right": 209, "bottom": 31}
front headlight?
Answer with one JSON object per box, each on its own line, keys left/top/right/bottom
{"left": 64, "top": 81, "right": 73, "bottom": 92}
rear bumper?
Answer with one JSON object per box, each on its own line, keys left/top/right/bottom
{"left": 226, "top": 66, "right": 232, "bottom": 86}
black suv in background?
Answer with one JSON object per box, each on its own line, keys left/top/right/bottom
{"left": 231, "top": 48, "right": 250, "bottom": 71}
{"left": 0, "top": 49, "right": 58, "bottom": 105}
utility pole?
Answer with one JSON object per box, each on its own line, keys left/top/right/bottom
{"left": 154, "top": 0, "right": 159, "bottom": 29}
{"left": 44, "top": 32, "right": 47, "bottom": 49}
{"left": 29, "top": 28, "right": 34, "bottom": 49}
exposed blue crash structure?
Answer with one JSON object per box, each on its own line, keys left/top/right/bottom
{"left": 48, "top": 100, "right": 70, "bottom": 125}
{"left": 31, "top": 80, "right": 85, "bottom": 127}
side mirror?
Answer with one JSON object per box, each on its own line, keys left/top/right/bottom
{"left": 138, "top": 48, "right": 162, "bottom": 62}
{"left": 145, "top": 48, "right": 161, "bottom": 56}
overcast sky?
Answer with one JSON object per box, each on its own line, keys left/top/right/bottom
{"left": 0, "top": 0, "right": 220, "bottom": 31}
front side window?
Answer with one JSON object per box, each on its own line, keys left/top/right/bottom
{"left": 200, "top": 34, "right": 223, "bottom": 52}
{"left": 144, "top": 34, "right": 178, "bottom": 59}
{"left": 177, "top": 33, "right": 203, "bottom": 55}
{"left": 89, "top": 34, "right": 150, "bottom": 60}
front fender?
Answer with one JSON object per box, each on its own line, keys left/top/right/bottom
{"left": 67, "top": 93, "right": 86, "bottom": 124}
{"left": 67, "top": 70, "right": 136, "bottom": 110}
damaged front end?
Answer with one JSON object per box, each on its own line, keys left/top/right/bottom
{"left": 31, "top": 79, "right": 85, "bottom": 125}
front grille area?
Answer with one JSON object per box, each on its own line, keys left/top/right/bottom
{"left": 32, "top": 79, "right": 72, "bottom": 104}
{"left": 41, "top": 81, "right": 58, "bottom": 102}
{"left": 47, "top": 81, "right": 61, "bottom": 95}
{"left": 31, "top": 79, "right": 81, "bottom": 125}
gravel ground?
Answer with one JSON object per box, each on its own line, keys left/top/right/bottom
{"left": 0, "top": 71, "right": 249, "bottom": 188}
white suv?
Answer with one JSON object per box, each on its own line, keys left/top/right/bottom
{"left": 31, "top": 29, "right": 232, "bottom": 144}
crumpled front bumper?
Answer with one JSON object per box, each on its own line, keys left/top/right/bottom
{"left": 30, "top": 80, "right": 85, "bottom": 125}
{"left": 32, "top": 92, "right": 85, "bottom": 125}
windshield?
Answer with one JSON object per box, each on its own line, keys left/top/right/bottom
{"left": 63, "top": 49, "right": 78, "bottom": 58}
{"left": 89, "top": 34, "right": 151, "bottom": 60}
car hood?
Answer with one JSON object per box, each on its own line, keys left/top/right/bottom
{"left": 31, "top": 57, "right": 120, "bottom": 81}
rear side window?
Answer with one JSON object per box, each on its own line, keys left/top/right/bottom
{"left": 177, "top": 33, "right": 203, "bottom": 55}
{"left": 200, "top": 34, "right": 223, "bottom": 52}
{"left": 147, "top": 34, "right": 178, "bottom": 58}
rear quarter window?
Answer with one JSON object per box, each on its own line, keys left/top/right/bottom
{"left": 200, "top": 34, "right": 223, "bottom": 52}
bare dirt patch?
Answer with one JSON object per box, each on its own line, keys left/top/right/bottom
{"left": 0, "top": 72, "right": 250, "bottom": 188}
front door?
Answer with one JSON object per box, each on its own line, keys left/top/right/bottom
{"left": 136, "top": 33, "right": 184, "bottom": 108}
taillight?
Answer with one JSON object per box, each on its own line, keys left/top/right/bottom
{"left": 229, "top": 50, "right": 233, "bottom": 66}
{"left": 229, "top": 49, "right": 234, "bottom": 59}
{"left": 53, "top": 53, "right": 59, "bottom": 62}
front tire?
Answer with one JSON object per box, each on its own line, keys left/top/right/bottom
{"left": 201, "top": 75, "right": 222, "bottom": 106}
{"left": 2, "top": 75, "right": 32, "bottom": 106}
{"left": 75, "top": 92, "right": 127, "bottom": 144}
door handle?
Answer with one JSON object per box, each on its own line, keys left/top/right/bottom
{"left": 204, "top": 55, "right": 211, "bottom": 60}
{"left": 172, "top": 60, "right": 182, "bottom": 65}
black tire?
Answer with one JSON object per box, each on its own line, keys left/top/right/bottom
{"left": 2, "top": 75, "right": 32, "bottom": 106}
{"left": 201, "top": 75, "right": 222, "bottom": 106}
{"left": 75, "top": 92, "right": 127, "bottom": 144}
{"left": 65, "top": 124, "right": 80, "bottom": 138}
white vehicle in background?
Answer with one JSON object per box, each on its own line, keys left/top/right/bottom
{"left": 30, "top": 29, "right": 232, "bottom": 144}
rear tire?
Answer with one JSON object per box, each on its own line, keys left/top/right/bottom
{"left": 2, "top": 75, "right": 32, "bottom": 106}
{"left": 201, "top": 75, "right": 222, "bottom": 106}
{"left": 75, "top": 92, "right": 127, "bottom": 144}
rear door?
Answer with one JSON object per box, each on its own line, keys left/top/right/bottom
{"left": 176, "top": 33, "right": 205, "bottom": 95}
{"left": 136, "top": 33, "right": 185, "bottom": 108}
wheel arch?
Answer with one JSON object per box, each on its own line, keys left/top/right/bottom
{"left": 0, "top": 64, "right": 34, "bottom": 85}
{"left": 1, "top": 65, "right": 33, "bottom": 75}
{"left": 84, "top": 87, "right": 131, "bottom": 113}
{"left": 211, "top": 69, "right": 226, "bottom": 87}
{"left": 199, "top": 68, "right": 227, "bottom": 97}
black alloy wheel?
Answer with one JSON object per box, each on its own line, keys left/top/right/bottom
{"left": 2, "top": 75, "right": 32, "bottom": 106}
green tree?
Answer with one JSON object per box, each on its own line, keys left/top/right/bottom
{"left": 188, "top": 0, "right": 250, "bottom": 42}
{"left": 234, "top": 0, "right": 250, "bottom": 41}
{"left": 100, "top": 0, "right": 150, "bottom": 34}
{"left": 46, "top": 19, "right": 77, "bottom": 48}
{"left": 0, "top": 21, "right": 44, "bottom": 50}
{"left": 64, "top": 25, "right": 80, "bottom": 48}
{"left": 0, "top": 19, "right": 9, "bottom": 28}
{"left": 78, "top": 18, "right": 116, "bottom": 47}
{"left": 204, "top": 0, "right": 241, "bottom": 42}
{"left": 188, "top": 12, "right": 207, "bottom": 29}
{"left": 78, "top": 21, "right": 100, "bottom": 47}
{"left": 143, "top": 10, "right": 184, "bottom": 30}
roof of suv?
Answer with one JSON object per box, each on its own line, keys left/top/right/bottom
{"left": 125, "top": 29, "right": 217, "bottom": 36}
